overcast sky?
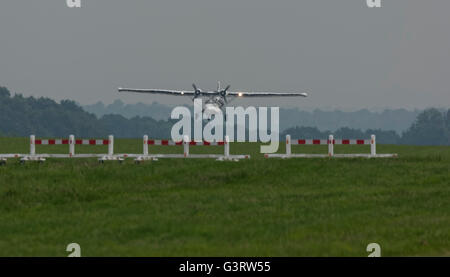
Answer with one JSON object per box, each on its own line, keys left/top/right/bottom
{"left": 0, "top": 1, "right": 449, "bottom": 110}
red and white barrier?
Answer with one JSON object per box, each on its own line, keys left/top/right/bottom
{"left": 21, "top": 134, "right": 119, "bottom": 163}
{"left": 265, "top": 134, "right": 397, "bottom": 158}
{"left": 135, "top": 135, "right": 250, "bottom": 162}
{"left": 0, "top": 134, "right": 250, "bottom": 164}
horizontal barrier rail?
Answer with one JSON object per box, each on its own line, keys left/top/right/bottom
{"left": 33, "top": 139, "right": 110, "bottom": 145}
{"left": 145, "top": 139, "right": 225, "bottom": 146}
{"left": 265, "top": 134, "right": 397, "bottom": 159}
{"left": 290, "top": 139, "right": 371, "bottom": 145}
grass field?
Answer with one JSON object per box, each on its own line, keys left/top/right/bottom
{"left": 0, "top": 137, "right": 449, "bottom": 256}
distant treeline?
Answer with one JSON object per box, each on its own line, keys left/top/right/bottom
{"left": 283, "top": 109, "right": 450, "bottom": 145}
{"left": 1, "top": 86, "right": 449, "bottom": 145}
{"left": 0, "top": 87, "right": 173, "bottom": 139}
{"left": 84, "top": 100, "right": 173, "bottom": 121}
{"left": 84, "top": 99, "right": 421, "bottom": 133}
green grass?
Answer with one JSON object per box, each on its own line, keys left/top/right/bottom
{"left": 0, "top": 137, "right": 449, "bottom": 256}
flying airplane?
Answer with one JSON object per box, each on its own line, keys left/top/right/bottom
{"left": 118, "top": 82, "right": 308, "bottom": 119}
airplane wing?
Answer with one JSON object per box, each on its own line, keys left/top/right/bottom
{"left": 118, "top": 87, "right": 308, "bottom": 97}
{"left": 227, "top": 91, "right": 308, "bottom": 97}
{"left": 118, "top": 88, "right": 197, "bottom": 96}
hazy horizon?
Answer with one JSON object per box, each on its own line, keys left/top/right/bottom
{"left": 83, "top": 98, "right": 431, "bottom": 114}
{"left": 1, "top": 1, "right": 449, "bottom": 110}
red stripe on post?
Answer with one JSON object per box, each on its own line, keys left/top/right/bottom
{"left": 35, "top": 139, "right": 42, "bottom": 145}
{"left": 357, "top": 139, "right": 365, "bottom": 145}
{"left": 203, "top": 141, "right": 211, "bottom": 146}
{"left": 76, "top": 140, "right": 82, "bottom": 145}
{"left": 175, "top": 141, "right": 183, "bottom": 145}
{"left": 313, "top": 139, "right": 321, "bottom": 145}
{"left": 190, "top": 141, "right": 197, "bottom": 145}
{"left": 148, "top": 140, "right": 155, "bottom": 145}
{"left": 298, "top": 140, "right": 306, "bottom": 144}
{"left": 218, "top": 142, "right": 225, "bottom": 146}
{"left": 89, "top": 140, "right": 96, "bottom": 145}
{"left": 48, "top": 139, "right": 55, "bottom": 145}
{"left": 62, "top": 139, "right": 69, "bottom": 145}
{"left": 162, "top": 140, "right": 169, "bottom": 145}
{"left": 342, "top": 139, "right": 350, "bottom": 145}
{"left": 103, "top": 140, "right": 109, "bottom": 145}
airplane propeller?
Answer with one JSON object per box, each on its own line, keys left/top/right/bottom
{"left": 192, "top": 83, "right": 202, "bottom": 100}
{"left": 220, "top": 85, "right": 230, "bottom": 103}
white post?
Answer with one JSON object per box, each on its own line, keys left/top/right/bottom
{"left": 224, "top": 135, "right": 230, "bottom": 157}
{"left": 286, "top": 135, "right": 291, "bottom": 156}
{"left": 328, "top": 134, "right": 334, "bottom": 157}
{"left": 69, "top": 135, "right": 75, "bottom": 157}
{"left": 371, "top": 134, "right": 376, "bottom": 156}
{"left": 30, "top": 135, "right": 36, "bottom": 155}
{"left": 108, "top": 135, "right": 114, "bottom": 156}
{"left": 183, "top": 135, "right": 189, "bottom": 157}
{"left": 143, "top": 135, "right": 148, "bottom": 155}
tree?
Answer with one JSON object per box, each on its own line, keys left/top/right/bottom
{"left": 334, "top": 127, "right": 365, "bottom": 139}
{"left": 447, "top": 109, "right": 450, "bottom": 127}
{"left": 401, "top": 108, "right": 448, "bottom": 145}
{"left": 365, "top": 129, "right": 400, "bottom": 144}
{"left": 446, "top": 109, "right": 450, "bottom": 144}
{"left": 0, "top": 87, "right": 10, "bottom": 98}
{"left": 281, "top": 126, "right": 328, "bottom": 139}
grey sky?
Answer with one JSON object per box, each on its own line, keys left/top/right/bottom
{"left": 0, "top": 1, "right": 449, "bottom": 110}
